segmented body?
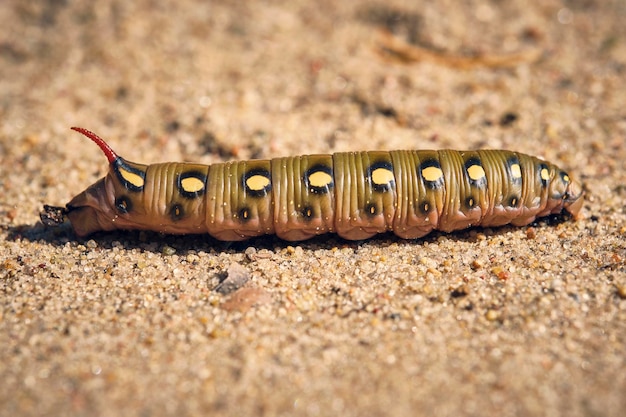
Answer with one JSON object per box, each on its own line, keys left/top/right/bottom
{"left": 41, "top": 128, "right": 584, "bottom": 240}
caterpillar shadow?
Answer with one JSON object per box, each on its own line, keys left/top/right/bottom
{"left": 6, "top": 213, "right": 574, "bottom": 257}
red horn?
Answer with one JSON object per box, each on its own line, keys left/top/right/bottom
{"left": 71, "top": 127, "right": 118, "bottom": 164}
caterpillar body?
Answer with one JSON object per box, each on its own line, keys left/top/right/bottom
{"left": 41, "top": 127, "right": 584, "bottom": 240}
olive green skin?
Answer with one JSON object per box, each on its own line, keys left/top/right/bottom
{"left": 64, "top": 136, "right": 583, "bottom": 240}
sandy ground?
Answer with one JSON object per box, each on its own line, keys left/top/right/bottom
{"left": 1, "top": 1, "right": 625, "bottom": 416}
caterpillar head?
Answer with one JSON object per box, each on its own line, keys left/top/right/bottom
{"left": 562, "top": 177, "right": 584, "bottom": 219}
{"left": 548, "top": 166, "right": 584, "bottom": 219}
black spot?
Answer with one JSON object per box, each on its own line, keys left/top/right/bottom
{"left": 367, "top": 161, "right": 395, "bottom": 192}
{"left": 238, "top": 207, "right": 251, "bottom": 222}
{"left": 450, "top": 286, "right": 469, "bottom": 298}
{"left": 166, "top": 120, "right": 181, "bottom": 132}
{"left": 365, "top": 203, "right": 379, "bottom": 217}
{"left": 419, "top": 158, "right": 444, "bottom": 190}
{"left": 242, "top": 168, "right": 272, "bottom": 197}
{"left": 465, "top": 196, "right": 476, "bottom": 210}
{"left": 378, "top": 106, "right": 397, "bottom": 118}
{"left": 301, "top": 206, "right": 314, "bottom": 221}
{"left": 170, "top": 204, "right": 184, "bottom": 221}
{"left": 499, "top": 112, "right": 518, "bottom": 127}
{"left": 507, "top": 195, "right": 520, "bottom": 207}
{"left": 507, "top": 156, "right": 522, "bottom": 185}
{"left": 115, "top": 86, "right": 128, "bottom": 100}
{"left": 418, "top": 200, "right": 431, "bottom": 214}
{"left": 113, "top": 159, "right": 146, "bottom": 192}
{"left": 303, "top": 165, "right": 334, "bottom": 194}
{"left": 464, "top": 156, "right": 486, "bottom": 188}
{"left": 177, "top": 171, "right": 207, "bottom": 199}
{"left": 115, "top": 196, "right": 132, "bottom": 214}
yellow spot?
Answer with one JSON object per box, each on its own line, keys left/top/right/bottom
{"left": 246, "top": 175, "right": 270, "bottom": 191}
{"left": 467, "top": 164, "right": 486, "bottom": 181}
{"left": 181, "top": 176, "right": 204, "bottom": 193}
{"left": 308, "top": 170, "right": 333, "bottom": 188}
{"left": 467, "top": 198, "right": 474, "bottom": 208}
{"left": 370, "top": 205, "right": 376, "bottom": 214}
{"left": 563, "top": 174, "right": 570, "bottom": 183}
{"left": 242, "top": 209, "right": 249, "bottom": 219}
{"left": 540, "top": 168, "right": 550, "bottom": 181}
{"left": 510, "top": 164, "right": 522, "bottom": 179}
{"left": 510, "top": 198, "right": 517, "bottom": 206}
{"left": 119, "top": 167, "right": 144, "bottom": 188}
{"left": 371, "top": 167, "right": 394, "bottom": 185}
{"left": 174, "top": 206, "right": 181, "bottom": 216}
{"left": 422, "top": 166, "right": 443, "bottom": 182}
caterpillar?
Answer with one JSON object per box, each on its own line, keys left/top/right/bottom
{"left": 40, "top": 127, "right": 584, "bottom": 241}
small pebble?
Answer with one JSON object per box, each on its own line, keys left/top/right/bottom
{"left": 215, "top": 263, "right": 251, "bottom": 295}
{"left": 491, "top": 266, "right": 509, "bottom": 280}
{"left": 485, "top": 309, "right": 500, "bottom": 321}
{"left": 245, "top": 247, "right": 257, "bottom": 261}
{"left": 471, "top": 260, "right": 484, "bottom": 270}
{"left": 161, "top": 245, "right": 176, "bottom": 256}
{"left": 451, "top": 284, "right": 470, "bottom": 298}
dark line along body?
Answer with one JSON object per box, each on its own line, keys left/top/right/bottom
{"left": 41, "top": 127, "right": 584, "bottom": 240}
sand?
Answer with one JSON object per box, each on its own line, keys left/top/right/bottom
{"left": 1, "top": 1, "right": 625, "bottom": 416}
